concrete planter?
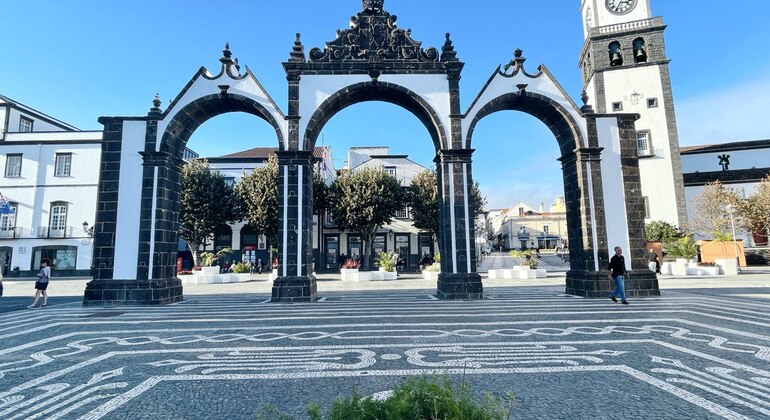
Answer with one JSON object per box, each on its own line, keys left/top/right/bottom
{"left": 488, "top": 267, "right": 547, "bottom": 279}
{"left": 715, "top": 258, "right": 739, "bottom": 275}
{"left": 341, "top": 268, "right": 360, "bottom": 282}
{"left": 201, "top": 266, "right": 220, "bottom": 275}
{"left": 422, "top": 271, "right": 440, "bottom": 281}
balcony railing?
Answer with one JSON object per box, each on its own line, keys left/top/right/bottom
{"left": 0, "top": 227, "right": 21, "bottom": 239}
{"left": 37, "top": 226, "right": 75, "bottom": 238}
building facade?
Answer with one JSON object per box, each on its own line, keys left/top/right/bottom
{"left": 681, "top": 139, "right": 770, "bottom": 246}
{"left": 0, "top": 94, "right": 102, "bottom": 277}
{"left": 489, "top": 198, "right": 569, "bottom": 251}
{"left": 579, "top": 0, "right": 687, "bottom": 227}
{"left": 318, "top": 147, "right": 437, "bottom": 273}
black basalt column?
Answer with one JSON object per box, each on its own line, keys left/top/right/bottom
{"left": 562, "top": 144, "right": 613, "bottom": 298}
{"left": 616, "top": 115, "right": 660, "bottom": 297}
{"left": 272, "top": 150, "right": 317, "bottom": 302}
{"left": 435, "top": 148, "right": 482, "bottom": 300}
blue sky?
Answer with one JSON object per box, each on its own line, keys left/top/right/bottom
{"left": 2, "top": 1, "right": 769, "bottom": 209}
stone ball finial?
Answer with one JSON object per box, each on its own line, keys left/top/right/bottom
{"left": 514, "top": 49, "right": 523, "bottom": 58}
{"left": 152, "top": 93, "right": 161, "bottom": 109}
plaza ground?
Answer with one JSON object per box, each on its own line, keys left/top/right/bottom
{"left": 0, "top": 254, "right": 768, "bottom": 419}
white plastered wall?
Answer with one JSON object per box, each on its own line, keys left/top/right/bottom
{"left": 112, "top": 121, "right": 147, "bottom": 279}
{"left": 602, "top": 65, "right": 679, "bottom": 226}
{"left": 298, "top": 74, "right": 450, "bottom": 148}
{"left": 596, "top": 116, "right": 631, "bottom": 270}
{"left": 157, "top": 67, "right": 287, "bottom": 150}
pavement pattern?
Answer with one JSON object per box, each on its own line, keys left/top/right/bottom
{"left": 1, "top": 282, "right": 769, "bottom": 419}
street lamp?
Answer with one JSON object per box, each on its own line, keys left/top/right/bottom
{"left": 724, "top": 204, "right": 740, "bottom": 273}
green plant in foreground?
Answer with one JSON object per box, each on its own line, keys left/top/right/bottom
{"left": 255, "top": 376, "right": 514, "bottom": 420}
{"left": 231, "top": 262, "right": 250, "bottom": 273}
{"left": 199, "top": 247, "right": 232, "bottom": 267}
{"left": 509, "top": 249, "right": 531, "bottom": 266}
{"left": 376, "top": 251, "right": 397, "bottom": 272}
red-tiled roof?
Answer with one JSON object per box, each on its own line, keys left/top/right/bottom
{"left": 219, "top": 147, "right": 326, "bottom": 159}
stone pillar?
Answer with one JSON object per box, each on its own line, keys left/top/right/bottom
{"left": 562, "top": 136, "right": 613, "bottom": 297}
{"left": 272, "top": 150, "right": 317, "bottom": 302}
{"left": 616, "top": 115, "right": 660, "bottom": 297}
{"left": 84, "top": 116, "right": 183, "bottom": 306}
{"left": 435, "top": 148, "right": 482, "bottom": 300}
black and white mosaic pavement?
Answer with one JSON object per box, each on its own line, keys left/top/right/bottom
{"left": 1, "top": 286, "right": 769, "bottom": 419}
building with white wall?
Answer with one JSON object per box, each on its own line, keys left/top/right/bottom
{"left": 318, "top": 147, "right": 437, "bottom": 273}
{"left": 681, "top": 139, "right": 770, "bottom": 246}
{"left": 489, "top": 197, "right": 569, "bottom": 251}
{"left": 579, "top": 0, "right": 687, "bottom": 227}
{"left": 0, "top": 94, "right": 102, "bottom": 277}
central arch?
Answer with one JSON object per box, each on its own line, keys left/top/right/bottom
{"left": 302, "top": 82, "right": 447, "bottom": 151}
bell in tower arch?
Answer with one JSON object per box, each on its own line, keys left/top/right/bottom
{"left": 608, "top": 42, "right": 623, "bottom": 67}
{"left": 633, "top": 38, "right": 648, "bottom": 63}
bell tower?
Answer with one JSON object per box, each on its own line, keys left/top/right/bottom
{"left": 579, "top": 0, "right": 687, "bottom": 228}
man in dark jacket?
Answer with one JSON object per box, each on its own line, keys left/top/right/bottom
{"left": 608, "top": 246, "right": 629, "bottom": 305}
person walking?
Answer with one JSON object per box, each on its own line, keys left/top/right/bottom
{"left": 256, "top": 258, "right": 263, "bottom": 274}
{"left": 608, "top": 246, "right": 629, "bottom": 305}
{"left": 648, "top": 248, "right": 661, "bottom": 274}
{"left": 28, "top": 258, "right": 51, "bottom": 309}
{"left": 0, "top": 267, "right": 4, "bottom": 299}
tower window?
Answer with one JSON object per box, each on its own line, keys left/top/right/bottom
{"left": 609, "top": 42, "right": 623, "bottom": 67}
{"left": 633, "top": 38, "right": 647, "bottom": 63}
{"left": 647, "top": 98, "right": 658, "bottom": 108}
{"left": 612, "top": 102, "right": 623, "bottom": 112}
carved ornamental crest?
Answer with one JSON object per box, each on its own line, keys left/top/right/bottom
{"left": 309, "top": 0, "right": 439, "bottom": 63}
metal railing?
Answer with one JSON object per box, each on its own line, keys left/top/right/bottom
{"left": 0, "top": 227, "right": 21, "bottom": 239}
{"left": 36, "top": 226, "right": 75, "bottom": 238}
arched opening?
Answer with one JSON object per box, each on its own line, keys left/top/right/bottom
{"left": 308, "top": 97, "right": 442, "bottom": 280}
{"left": 466, "top": 92, "right": 605, "bottom": 278}
{"left": 633, "top": 38, "right": 647, "bottom": 63}
{"left": 609, "top": 41, "right": 623, "bottom": 67}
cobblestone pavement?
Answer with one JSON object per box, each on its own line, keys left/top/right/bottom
{"left": 1, "top": 282, "right": 769, "bottom": 419}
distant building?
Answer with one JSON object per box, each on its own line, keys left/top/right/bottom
{"left": 0, "top": 94, "right": 101, "bottom": 277}
{"left": 681, "top": 139, "right": 770, "bottom": 246}
{"left": 490, "top": 197, "right": 568, "bottom": 251}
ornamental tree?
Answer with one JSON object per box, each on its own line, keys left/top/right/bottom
{"left": 235, "top": 155, "right": 279, "bottom": 244}
{"left": 738, "top": 175, "right": 770, "bottom": 244}
{"left": 179, "top": 159, "right": 239, "bottom": 265}
{"left": 690, "top": 180, "right": 742, "bottom": 240}
{"left": 329, "top": 167, "right": 408, "bottom": 270}
{"left": 409, "top": 169, "right": 487, "bottom": 240}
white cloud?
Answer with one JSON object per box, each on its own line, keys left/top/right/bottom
{"left": 677, "top": 74, "right": 770, "bottom": 146}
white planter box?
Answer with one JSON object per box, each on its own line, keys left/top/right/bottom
{"left": 341, "top": 268, "right": 360, "bottom": 282}
{"left": 715, "top": 258, "right": 739, "bottom": 275}
{"left": 487, "top": 268, "right": 546, "bottom": 280}
{"left": 232, "top": 273, "right": 251, "bottom": 283}
{"left": 685, "top": 266, "right": 720, "bottom": 276}
{"left": 201, "top": 266, "right": 220, "bottom": 275}
{"left": 423, "top": 271, "right": 440, "bottom": 281}
{"left": 268, "top": 272, "right": 278, "bottom": 282}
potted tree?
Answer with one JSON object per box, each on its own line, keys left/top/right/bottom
{"left": 198, "top": 248, "right": 232, "bottom": 275}
{"left": 663, "top": 236, "right": 699, "bottom": 275}
{"left": 509, "top": 249, "right": 532, "bottom": 269}
{"left": 376, "top": 252, "right": 398, "bottom": 280}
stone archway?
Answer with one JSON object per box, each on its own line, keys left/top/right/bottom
{"left": 84, "top": 49, "right": 287, "bottom": 305}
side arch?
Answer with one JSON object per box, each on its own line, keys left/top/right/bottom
{"left": 160, "top": 93, "right": 285, "bottom": 156}
{"left": 302, "top": 81, "right": 448, "bottom": 151}
{"left": 465, "top": 92, "right": 586, "bottom": 157}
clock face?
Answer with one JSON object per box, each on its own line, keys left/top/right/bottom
{"left": 606, "top": 0, "right": 638, "bottom": 15}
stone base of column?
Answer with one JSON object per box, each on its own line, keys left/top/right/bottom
{"left": 271, "top": 276, "right": 317, "bottom": 303}
{"left": 83, "top": 278, "right": 183, "bottom": 306}
{"left": 437, "top": 273, "right": 483, "bottom": 300}
{"left": 566, "top": 269, "right": 660, "bottom": 298}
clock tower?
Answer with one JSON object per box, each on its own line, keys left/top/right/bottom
{"left": 579, "top": 0, "right": 687, "bottom": 228}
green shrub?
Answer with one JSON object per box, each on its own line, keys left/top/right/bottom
{"left": 664, "top": 236, "right": 699, "bottom": 260}
{"left": 376, "top": 251, "right": 397, "bottom": 272}
{"left": 255, "top": 376, "right": 514, "bottom": 420}
{"left": 231, "top": 262, "right": 250, "bottom": 273}
{"left": 200, "top": 248, "right": 233, "bottom": 266}
{"left": 509, "top": 249, "right": 531, "bottom": 266}
{"left": 424, "top": 263, "right": 441, "bottom": 272}
{"left": 527, "top": 258, "right": 539, "bottom": 269}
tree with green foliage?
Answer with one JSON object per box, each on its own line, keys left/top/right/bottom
{"left": 738, "top": 175, "right": 770, "bottom": 244}
{"left": 644, "top": 220, "right": 685, "bottom": 243}
{"left": 179, "top": 159, "right": 239, "bottom": 265}
{"left": 410, "top": 169, "right": 487, "bottom": 240}
{"left": 329, "top": 167, "right": 408, "bottom": 270}
{"left": 235, "top": 155, "right": 279, "bottom": 243}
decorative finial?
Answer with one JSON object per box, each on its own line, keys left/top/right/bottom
{"left": 152, "top": 93, "right": 161, "bottom": 109}
{"left": 440, "top": 33, "right": 458, "bottom": 62}
{"left": 580, "top": 90, "right": 594, "bottom": 113}
{"left": 290, "top": 33, "right": 306, "bottom": 62}
{"left": 220, "top": 43, "right": 233, "bottom": 64}
{"left": 362, "top": 0, "right": 384, "bottom": 13}
{"left": 514, "top": 48, "right": 523, "bottom": 58}
{"left": 504, "top": 49, "right": 527, "bottom": 73}
{"left": 234, "top": 58, "right": 241, "bottom": 72}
